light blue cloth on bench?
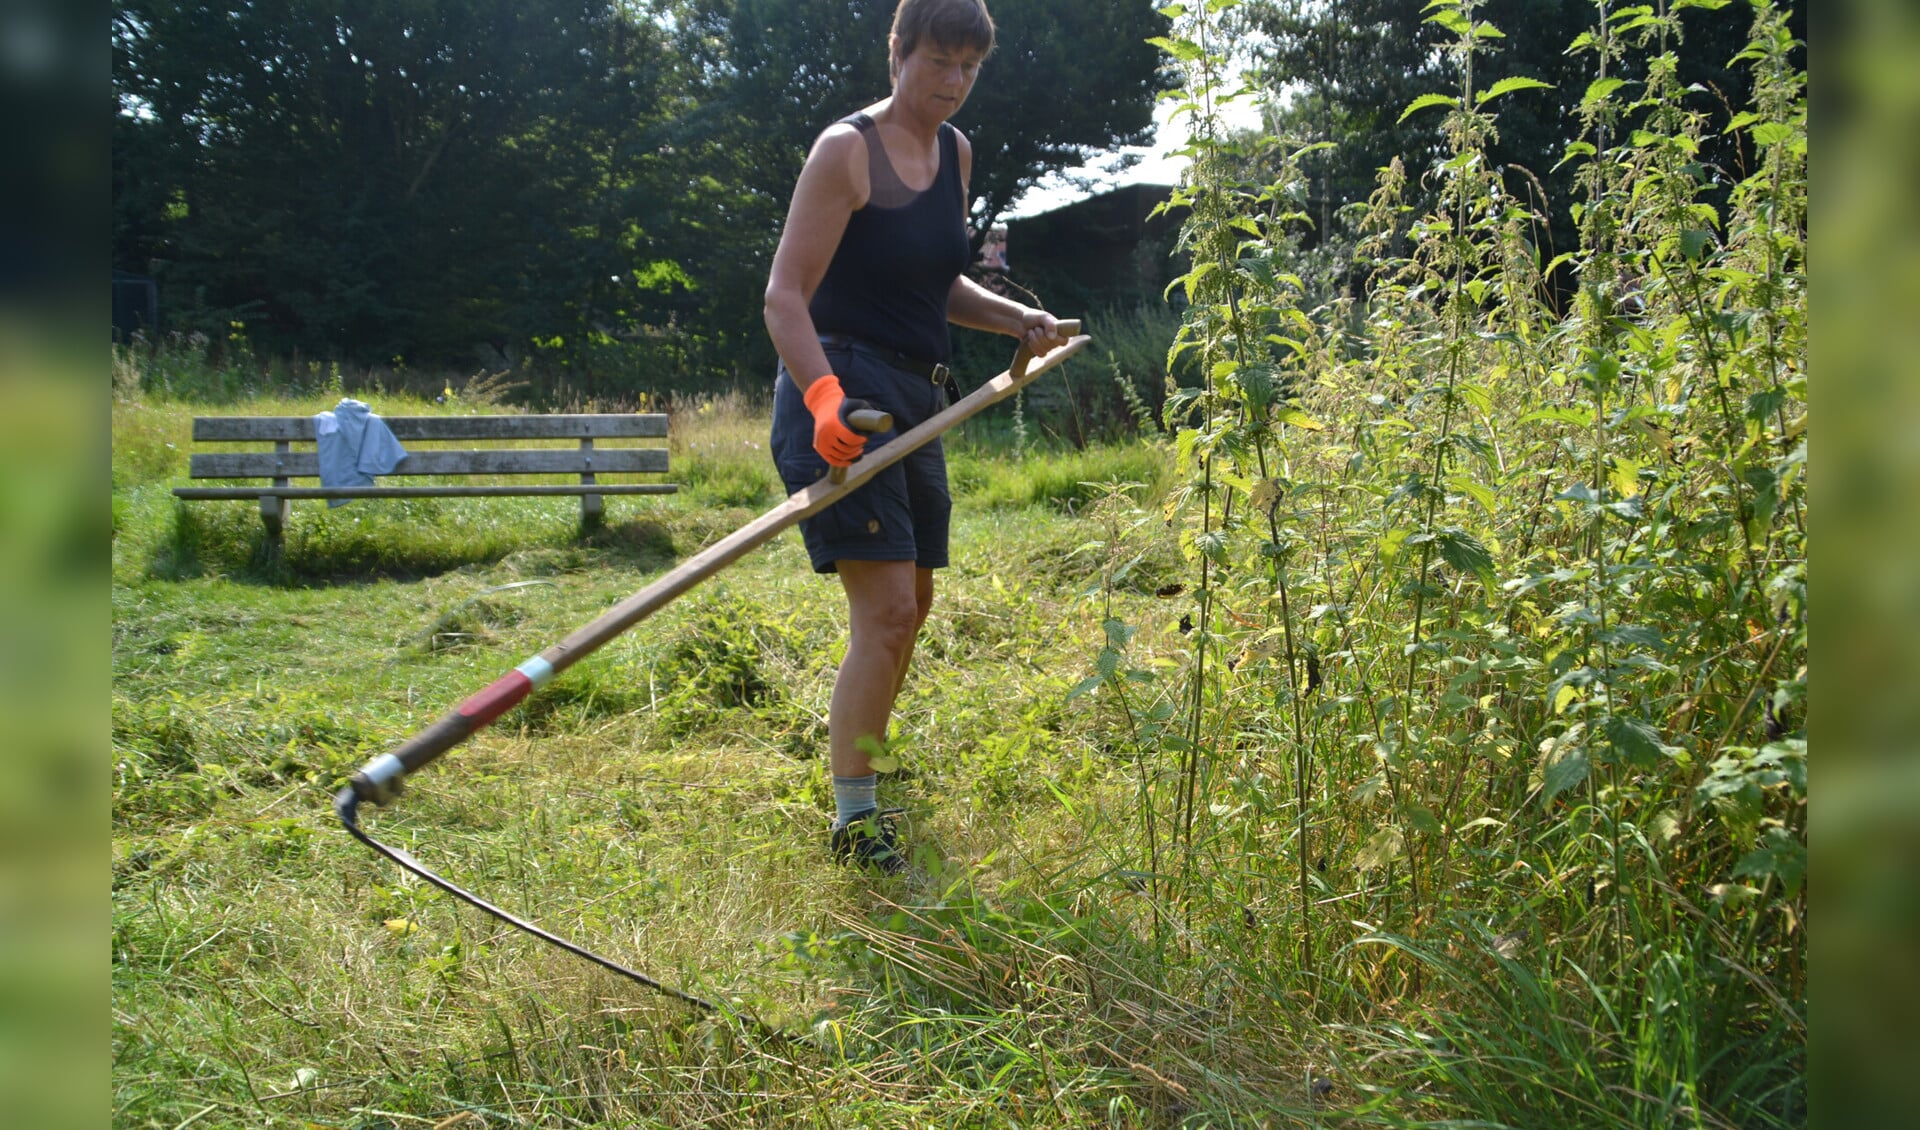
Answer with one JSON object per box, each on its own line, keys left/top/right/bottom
{"left": 313, "top": 398, "right": 408, "bottom": 507}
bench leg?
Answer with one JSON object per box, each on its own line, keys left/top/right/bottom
{"left": 579, "top": 437, "right": 604, "bottom": 529}
{"left": 261, "top": 449, "right": 291, "bottom": 549}
{"left": 259, "top": 494, "right": 287, "bottom": 544}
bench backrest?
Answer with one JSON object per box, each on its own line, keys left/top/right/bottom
{"left": 187, "top": 414, "right": 670, "bottom": 480}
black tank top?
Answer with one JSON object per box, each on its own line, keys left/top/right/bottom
{"left": 808, "top": 113, "right": 970, "bottom": 364}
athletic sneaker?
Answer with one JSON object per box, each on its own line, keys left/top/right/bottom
{"left": 830, "top": 808, "right": 907, "bottom": 875}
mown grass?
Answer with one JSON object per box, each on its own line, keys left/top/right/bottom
{"left": 114, "top": 374, "right": 1283, "bottom": 1129}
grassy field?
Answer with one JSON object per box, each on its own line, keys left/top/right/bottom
{"left": 113, "top": 305, "right": 1805, "bottom": 1126}
{"left": 113, "top": 381, "right": 1243, "bottom": 1128}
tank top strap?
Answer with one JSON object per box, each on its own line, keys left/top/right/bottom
{"left": 840, "top": 112, "right": 915, "bottom": 209}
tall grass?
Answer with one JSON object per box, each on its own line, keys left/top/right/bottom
{"left": 1068, "top": 0, "right": 1809, "bottom": 1124}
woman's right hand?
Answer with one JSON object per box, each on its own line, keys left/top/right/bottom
{"left": 802, "top": 374, "right": 871, "bottom": 467}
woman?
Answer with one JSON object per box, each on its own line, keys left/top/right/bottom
{"left": 764, "top": 0, "right": 1068, "bottom": 873}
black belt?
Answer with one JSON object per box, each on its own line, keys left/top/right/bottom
{"left": 817, "top": 333, "right": 951, "bottom": 387}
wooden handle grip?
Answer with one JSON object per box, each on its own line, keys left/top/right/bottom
{"left": 828, "top": 408, "right": 895, "bottom": 484}
{"left": 1012, "top": 319, "right": 1082, "bottom": 382}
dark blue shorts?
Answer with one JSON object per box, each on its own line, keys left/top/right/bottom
{"left": 771, "top": 342, "right": 952, "bottom": 575}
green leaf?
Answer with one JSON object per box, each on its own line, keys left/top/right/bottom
{"left": 1402, "top": 801, "right": 1443, "bottom": 836}
{"left": 1476, "top": 76, "right": 1554, "bottom": 105}
{"left": 1582, "top": 77, "right": 1628, "bottom": 107}
{"left": 1065, "top": 675, "right": 1103, "bottom": 702}
{"left": 1434, "top": 529, "right": 1497, "bottom": 586}
{"left": 1679, "top": 228, "right": 1714, "bottom": 263}
{"left": 1522, "top": 405, "right": 1595, "bottom": 427}
{"left": 1354, "top": 826, "right": 1406, "bottom": 871}
{"left": 1733, "top": 827, "right": 1806, "bottom": 898}
{"left": 1274, "top": 406, "right": 1326, "bottom": 431}
{"left": 1399, "top": 93, "right": 1461, "bottom": 124}
{"left": 1450, "top": 475, "right": 1497, "bottom": 513}
{"left": 1602, "top": 716, "right": 1666, "bottom": 768}
{"left": 1608, "top": 455, "right": 1643, "bottom": 500}
{"left": 1146, "top": 36, "right": 1204, "bottom": 64}
{"left": 1596, "top": 624, "right": 1665, "bottom": 651}
{"left": 1542, "top": 745, "right": 1590, "bottom": 803}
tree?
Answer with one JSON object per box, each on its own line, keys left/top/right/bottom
{"left": 1240, "top": 0, "right": 1808, "bottom": 287}
{"left": 113, "top": 0, "right": 1173, "bottom": 383}
{"left": 113, "top": 0, "right": 681, "bottom": 367}
{"left": 679, "top": 0, "right": 1169, "bottom": 242}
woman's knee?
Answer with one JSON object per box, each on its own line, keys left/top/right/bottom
{"left": 855, "top": 596, "right": 921, "bottom": 656}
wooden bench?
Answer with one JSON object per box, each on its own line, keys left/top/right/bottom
{"left": 173, "top": 413, "right": 679, "bottom": 542}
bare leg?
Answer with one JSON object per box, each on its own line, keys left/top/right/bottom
{"left": 889, "top": 567, "right": 936, "bottom": 702}
{"left": 830, "top": 561, "right": 935, "bottom": 779}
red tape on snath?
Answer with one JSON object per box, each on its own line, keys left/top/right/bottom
{"left": 457, "top": 670, "right": 533, "bottom": 728}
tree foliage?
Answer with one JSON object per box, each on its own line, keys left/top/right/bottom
{"left": 1240, "top": 0, "right": 1807, "bottom": 284}
{"left": 113, "top": 0, "right": 1169, "bottom": 386}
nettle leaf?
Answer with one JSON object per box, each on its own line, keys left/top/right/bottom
{"left": 1583, "top": 77, "right": 1629, "bottom": 107}
{"left": 1355, "top": 825, "right": 1406, "bottom": 871}
{"left": 1733, "top": 827, "right": 1806, "bottom": 898}
{"left": 1602, "top": 715, "right": 1667, "bottom": 768}
{"left": 1065, "top": 675, "right": 1103, "bottom": 702}
{"left": 1435, "top": 529, "right": 1497, "bottom": 586}
{"left": 1146, "top": 35, "right": 1204, "bottom": 63}
{"left": 1477, "top": 76, "right": 1554, "bottom": 105}
{"left": 1402, "top": 801, "right": 1444, "bottom": 836}
{"left": 1275, "top": 406, "right": 1327, "bottom": 431}
{"left": 1555, "top": 140, "right": 1596, "bottom": 171}
{"left": 1679, "top": 228, "right": 1714, "bottom": 263}
{"left": 1523, "top": 405, "right": 1595, "bottom": 427}
{"left": 1399, "top": 93, "right": 1460, "bottom": 124}
{"left": 1746, "top": 385, "right": 1788, "bottom": 423}
{"left": 1608, "top": 456, "right": 1643, "bottom": 501}
{"left": 1450, "top": 475, "right": 1497, "bottom": 514}
{"left": 1596, "top": 623, "right": 1665, "bottom": 651}
{"left": 1541, "top": 744, "right": 1590, "bottom": 803}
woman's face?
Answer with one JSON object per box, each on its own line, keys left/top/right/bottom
{"left": 891, "top": 38, "right": 985, "bottom": 121}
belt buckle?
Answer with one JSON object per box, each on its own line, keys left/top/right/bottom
{"left": 930, "top": 362, "right": 949, "bottom": 386}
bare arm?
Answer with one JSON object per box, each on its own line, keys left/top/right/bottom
{"left": 764, "top": 127, "right": 867, "bottom": 392}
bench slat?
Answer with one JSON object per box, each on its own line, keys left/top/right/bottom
{"left": 192, "top": 414, "right": 670, "bottom": 441}
{"left": 174, "top": 484, "right": 680, "bottom": 500}
{"left": 189, "top": 448, "right": 670, "bottom": 479}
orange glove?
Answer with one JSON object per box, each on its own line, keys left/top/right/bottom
{"left": 802, "top": 374, "right": 873, "bottom": 467}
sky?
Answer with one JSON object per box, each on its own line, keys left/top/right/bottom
{"left": 1004, "top": 64, "right": 1269, "bottom": 219}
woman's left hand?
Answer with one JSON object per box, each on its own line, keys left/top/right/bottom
{"left": 1018, "top": 309, "right": 1070, "bottom": 356}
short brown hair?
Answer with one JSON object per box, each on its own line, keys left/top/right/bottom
{"left": 890, "top": 0, "right": 995, "bottom": 76}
